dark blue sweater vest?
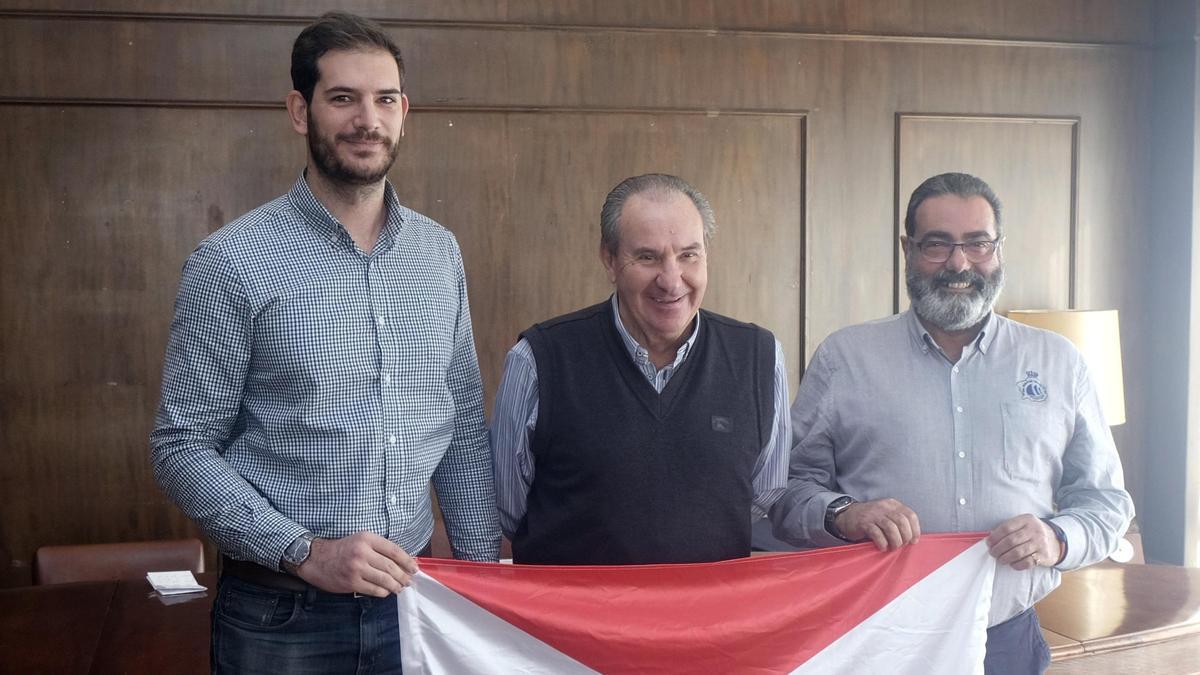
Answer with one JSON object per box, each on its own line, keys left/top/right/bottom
{"left": 512, "top": 300, "right": 775, "bottom": 564}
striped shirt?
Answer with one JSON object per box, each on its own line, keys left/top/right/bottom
{"left": 490, "top": 295, "right": 791, "bottom": 539}
{"left": 151, "top": 175, "right": 500, "bottom": 570}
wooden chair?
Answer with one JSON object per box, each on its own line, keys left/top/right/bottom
{"left": 33, "top": 538, "right": 205, "bottom": 585}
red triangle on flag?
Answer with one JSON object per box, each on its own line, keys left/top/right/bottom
{"left": 416, "top": 532, "right": 986, "bottom": 673}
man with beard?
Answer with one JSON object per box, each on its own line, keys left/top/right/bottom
{"left": 150, "top": 12, "right": 499, "bottom": 671}
{"left": 769, "top": 173, "right": 1132, "bottom": 674}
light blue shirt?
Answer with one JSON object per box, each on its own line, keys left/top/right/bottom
{"left": 770, "top": 310, "right": 1134, "bottom": 625}
{"left": 490, "top": 295, "right": 791, "bottom": 539}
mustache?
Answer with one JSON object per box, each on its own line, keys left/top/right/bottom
{"left": 338, "top": 131, "right": 390, "bottom": 143}
{"left": 932, "top": 269, "right": 985, "bottom": 290}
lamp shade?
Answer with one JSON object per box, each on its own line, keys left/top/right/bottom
{"left": 1006, "top": 309, "right": 1125, "bottom": 426}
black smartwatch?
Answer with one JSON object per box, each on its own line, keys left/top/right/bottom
{"left": 1041, "top": 518, "right": 1068, "bottom": 566}
{"left": 281, "top": 532, "right": 315, "bottom": 575}
{"left": 825, "top": 496, "right": 857, "bottom": 542}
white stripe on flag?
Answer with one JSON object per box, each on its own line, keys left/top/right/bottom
{"left": 397, "top": 570, "right": 598, "bottom": 675}
{"left": 794, "top": 540, "right": 996, "bottom": 675}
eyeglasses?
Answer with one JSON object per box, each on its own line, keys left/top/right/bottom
{"left": 910, "top": 237, "right": 1003, "bottom": 263}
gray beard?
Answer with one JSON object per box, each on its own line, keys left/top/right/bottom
{"left": 906, "top": 260, "right": 1004, "bottom": 332}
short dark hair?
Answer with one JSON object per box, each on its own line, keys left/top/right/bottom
{"left": 291, "top": 11, "right": 405, "bottom": 103}
{"left": 600, "top": 174, "right": 716, "bottom": 256}
{"left": 904, "top": 172, "right": 1002, "bottom": 238}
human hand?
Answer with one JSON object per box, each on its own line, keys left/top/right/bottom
{"left": 296, "top": 531, "right": 420, "bottom": 597}
{"left": 835, "top": 498, "right": 921, "bottom": 551}
{"left": 986, "top": 514, "right": 1062, "bottom": 570}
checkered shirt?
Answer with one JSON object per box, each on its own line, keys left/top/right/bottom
{"left": 151, "top": 175, "right": 500, "bottom": 569}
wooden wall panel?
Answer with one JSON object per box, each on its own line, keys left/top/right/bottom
{"left": 0, "top": 3, "right": 1155, "bottom": 584}
{"left": 0, "top": 17, "right": 1148, "bottom": 111}
{"left": 895, "top": 115, "right": 1076, "bottom": 314}
{"left": 0, "top": 16, "right": 820, "bottom": 109}
{"left": 398, "top": 110, "right": 804, "bottom": 406}
{"left": 0, "top": 1, "right": 1153, "bottom": 44}
{"left": 0, "top": 105, "right": 302, "bottom": 581}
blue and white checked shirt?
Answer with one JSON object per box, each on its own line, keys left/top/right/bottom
{"left": 151, "top": 175, "right": 500, "bottom": 570}
{"left": 490, "top": 295, "right": 791, "bottom": 539}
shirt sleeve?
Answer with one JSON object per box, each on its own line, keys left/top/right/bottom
{"left": 430, "top": 247, "right": 502, "bottom": 562}
{"left": 750, "top": 338, "right": 792, "bottom": 518}
{"left": 1050, "top": 357, "right": 1135, "bottom": 570}
{"left": 769, "top": 342, "right": 850, "bottom": 548}
{"left": 489, "top": 339, "right": 540, "bottom": 540}
{"left": 149, "top": 243, "right": 306, "bottom": 570}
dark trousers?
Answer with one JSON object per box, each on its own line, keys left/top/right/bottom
{"left": 210, "top": 547, "right": 430, "bottom": 675}
{"left": 984, "top": 608, "right": 1052, "bottom": 675}
{"left": 211, "top": 574, "right": 403, "bottom": 674}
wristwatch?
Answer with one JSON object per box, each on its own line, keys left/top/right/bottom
{"left": 1041, "top": 518, "right": 1068, "bottom": 566}
{"left": 825, "top": 496, "right": 857, "bottom": 542}
{"left": 281, "top": 532, "right": 315, "bottom": 575}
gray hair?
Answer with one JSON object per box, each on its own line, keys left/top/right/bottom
{"left": 600, "top": 174, "right": 716, "bottom": 256}
{"left": 904, "top": 172, "right": 1003, "bottom": 238}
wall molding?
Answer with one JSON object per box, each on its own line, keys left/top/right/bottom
{"left": 0, "top": 97, "right": 809, "bottom": 117}
{"left": 0, "top": 10, "right": 1150, "bottom": 51}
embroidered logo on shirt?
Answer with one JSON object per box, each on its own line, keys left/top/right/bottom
{"left": 1017, "top": 371, "right": 1048, "bottom": 402}
{"left": 711, "top": 416, "right": 733, "bottom": 433}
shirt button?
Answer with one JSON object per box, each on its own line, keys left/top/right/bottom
{"left": 388, "top": 434, "right": 397, "bottom": 445}
{"left": 388, "top": 495, "right": 398, "bottom": 506}
{"left": 952, "top": 366, "right": 960, "bottom": 373}
{"left": 956, "top": 406, "right": 964, "bottom": 413}
{"left": 382, "top": 372, "right": 391, "bottom": 385}
{"left": 959, "top": 497, "right": 967, "bottom": 505}
{"left": 958, "top": 451, "right": 966, "bottom": 459}
{"left": 377, "top": 315, "right": 386, "bottom": 326}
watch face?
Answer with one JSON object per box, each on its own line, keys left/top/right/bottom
{"left": 294, "top": 541, "right": 310, "bottom": 564}
{"left": 286, "top": 536, "right": 312, "bottom": 566}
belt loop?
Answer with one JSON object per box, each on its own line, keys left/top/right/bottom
{"left": 303, "top": 585, "right": 317, "bottom": 609}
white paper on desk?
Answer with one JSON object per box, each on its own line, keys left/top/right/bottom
{"left": 146, "top": 570, "right": 207, "bottom": 595}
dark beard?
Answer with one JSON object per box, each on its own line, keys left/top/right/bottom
{"left": 306, "top": 111, "right": 399, "bottom": 187}
{"left": 906, "top": 260, "right": 1005, "bottom": 332}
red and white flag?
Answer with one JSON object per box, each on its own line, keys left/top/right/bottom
{"left": 397, "top": 533, "right": 995, "bottom": 674}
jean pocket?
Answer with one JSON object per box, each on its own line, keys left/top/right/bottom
{"left": 215, "top": 578, "right": 302, "bottom": 631}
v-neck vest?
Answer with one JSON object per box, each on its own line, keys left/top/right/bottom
{"left": 514, "top": 301, "right": 774, "bottom": 564}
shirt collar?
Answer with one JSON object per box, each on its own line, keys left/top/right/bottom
{"left": 905, "top": 308, "right": 995, "bottom": 357}
{"left": 610, "top": 294, "right": 700, "bottom": 368}
{"left": 286, "top": 171, "right": 406, "bottom": 249}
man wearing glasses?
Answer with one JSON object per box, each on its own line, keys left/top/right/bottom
{"left": 769, "top": 173, "right": 1133, "bottom": 674}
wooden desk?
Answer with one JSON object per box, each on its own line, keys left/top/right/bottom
{"left": 1039, "top": 562, "right": 1200, "bottom": 673}
{"left": 0, "top": 572, "right": 214, "bottom": 674}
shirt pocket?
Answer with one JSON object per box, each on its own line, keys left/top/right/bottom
{"left": 1000, "top": 401, "right": 1069, "bottom": 483}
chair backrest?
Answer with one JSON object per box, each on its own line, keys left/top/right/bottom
{"left": 33, "top": 538, "right": 205, "bottom": 585}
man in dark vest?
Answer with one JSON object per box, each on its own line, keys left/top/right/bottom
{"left": 490, "top": 173, "right": 791, "bottom": 564}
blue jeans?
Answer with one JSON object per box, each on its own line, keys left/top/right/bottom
{"left": 211, "top": 575, "right": 402, "bottom": 674}
{"left": 984, "top": 608, "right": 1051, "bottom": 675}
